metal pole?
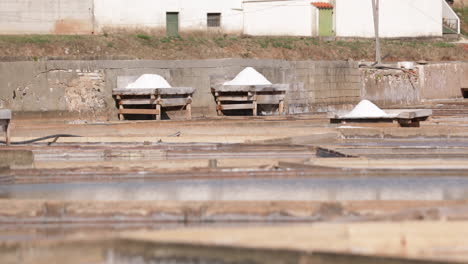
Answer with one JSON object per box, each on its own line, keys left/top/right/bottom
{"left": 371, "top": 0, "right": 382, "bottom": 65}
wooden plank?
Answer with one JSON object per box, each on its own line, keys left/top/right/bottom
{"left": 113, "top": 88, "right": 157, "bottom": 95}
{"left": 161, "top": 98, "right": 190, "bottom": 106}
{"left": 120, "top": 98, "right": 190, "bottom": 106}
{"left": 119, "top": 109, "right": 160, "bottom": 115}
{"left": 220, "top": 104, "right": 255, "bottom": 110}
{"left": 257, "top": 94, "right": 285, "bottom": 104}
{"left": 217, "top": 96, "right": 252, "bottom": 101}
{"left": 213, "top": 84, "right": 289, "bottom": 92}
{"left": 120, "top": 99, "right": 157, "bottom": 105}
{"left": 158, "top": 87, "right": 196, "bottom": 95}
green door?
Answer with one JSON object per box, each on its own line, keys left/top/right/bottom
{"left": 166, "top": 12, "right": 179, "bottom": 37}
{"left": 319, "top": 9, "right": 333, "bottom": 36}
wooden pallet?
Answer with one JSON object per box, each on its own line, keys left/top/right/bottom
{"left": 0, "top": 109, "right": 11, "bottom": 145}
{"left": 211, "top": 78, "right": 288, "bottom": 116}
{"left": 113, "top": 76, "right": 195, "bottom": 121}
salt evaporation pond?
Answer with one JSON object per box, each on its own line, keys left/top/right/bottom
{"left": 1, "top": 177, "right": 468, "bottom": 201}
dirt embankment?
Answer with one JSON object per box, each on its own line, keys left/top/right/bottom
{"left": 0, "top": 31, "right": 466, "bottom": 62}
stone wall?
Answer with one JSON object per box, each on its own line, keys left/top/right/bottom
{"left": 0, "top": 59, "right": 361, "bottom": 120}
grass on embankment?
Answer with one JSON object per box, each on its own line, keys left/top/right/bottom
{"left": 0, "top": 31, "right": 466, "bottom": 61}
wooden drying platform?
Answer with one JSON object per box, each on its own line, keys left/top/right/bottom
{"left": 211, "top": 78, "right": 288, "bottom": 116}
{"left": 113, "top": 76, "right": 195, "bottom": 121}
{"left": 330, "top": 109, "right": 433, "bottom": 127}
{"left": 0, "top": 109, "right": 11, "bottom": 145}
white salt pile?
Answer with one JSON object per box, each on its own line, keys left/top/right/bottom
{"left": 342, "top": 100, "right": 389, "bottom": 118}
{"left": 126, "top": 74, "right": 172, "bottom": 89}
{"left": 224, "top": 67, "right": 272, "bottom": 86}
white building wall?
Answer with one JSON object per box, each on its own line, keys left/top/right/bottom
{"left": 243, "top": 0, "right": 313, "bottom": 36}
{"left": 335, "top": 0, "right": 442, "bottom": 38}
{"left": 94, "top": 0, "right": 244, "bottom": 33}
{"left": 0, "top": 0, "right": 94, "bottom": 34}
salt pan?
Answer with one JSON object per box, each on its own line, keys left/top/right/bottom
{"left": 224, "top": 67, "right": 272, "bottom": 86}
{"left": 126, "top": 74, "right": 172, "bottom": 89}
{"left": 342, "top": 100, "right": 389, "bottom": 118}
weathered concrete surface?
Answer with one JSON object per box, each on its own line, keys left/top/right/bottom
{"left": 0, "top": 150, "right": 33, "bottom": 169}
{"left": 361, "top": 68, "right": 420, "bottom": 107}
{"left": 0, "top": 59, "right": 361, "bottom": 120}
{"left": 1, "top": 59, "right": 465, "bottom": 121}
{"left": 360, "top": 62, "right": 468, "bottom": 107}
{"left": 419, "top": 62, "right": 468, "bottom": 100}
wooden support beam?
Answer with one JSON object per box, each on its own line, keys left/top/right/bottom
{"left": 217, "top": 96, "right": 253, "bottom": 101}
{"left": 119, "top": 99, "right": 157, "bottom": 105}
{"left": 186, "top": 96, "right": 192, "bottom": 120}
{"left": 118, "top": 109, "right": 161, "bottom": 115}
{"left": 156, "top": 95, "right": 161, "bottom": 121}
{"left": 116, "top": 95, "right": 124, "bottom": 120}
{"left": 279, "top": 100, "right": 285, "bottom": 115}
{"left": 220, "top": 104, "right": 255, "bottom": 110}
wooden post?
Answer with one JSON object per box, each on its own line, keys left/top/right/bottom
{"left": 215, "top": 92, "right": 223, "bottom": 116}
{"left": 116, "top": 95, "right": 124, "bottom": 121}
{"left": 5, "top": 120, "right": 10, "bottom": 146}
{"left": 371, "top": 0, "right": 382, "bottom": 65}
{"left": 156, "top": 94, "right": 161, "bottom": 121}
{"left": 279, "top": 100, "right": 285, "bottom": 115}
{"left": 251, "top": 92, "right": 257, "bottom": 116}
{"left": 186, "top": 95, "right": 192, "bottom": 120}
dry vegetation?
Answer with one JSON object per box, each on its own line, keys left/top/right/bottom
{"left": 0, "top": 30, "right": 466, "bottom": 62}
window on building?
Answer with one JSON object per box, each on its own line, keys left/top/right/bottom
{"left": 207, "top": 13, "right": 221, "bottom": 27}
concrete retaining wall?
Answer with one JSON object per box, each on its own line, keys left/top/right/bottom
{"left": 0, "top": 59, "right": 361, "bottom": 120}
{"left": 420, "top": 62, "right": 468, "bottom": 100}
{"left": 0, "top": 60, "right": 465, "bottom": 120}
{"left": 360, "top": 68, "right": 420, "bottom": 107}
{"left": 361, "top": 62, "right": 468, "bottom": 107}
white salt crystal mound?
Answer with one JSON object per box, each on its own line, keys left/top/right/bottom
{"left": 224, "top": 67, "right": 272, "bottom": 86}
{"left": 126, "top": 74, "right": 172, "bottom": 89}
{"left": 342, "top": 100, "right": 389, "bottom": 118}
